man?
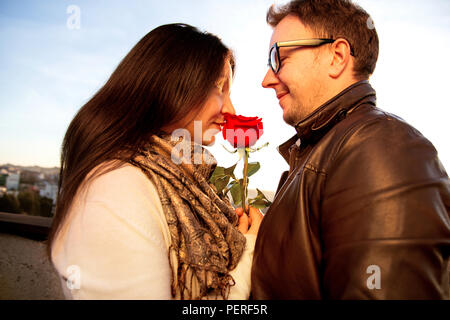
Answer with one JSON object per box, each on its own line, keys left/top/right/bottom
{"left": 252, "top": 0, "right": 450, "bottom": 299}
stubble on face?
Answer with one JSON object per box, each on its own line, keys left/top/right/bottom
{"left": 282, "top": 98, "right": 302, "bottom": 126}
{"left": 270, "top": 16, "right": 330, "bottom": 127}
{"left": 282, "top": 64, "right": 327, "bottom": 127}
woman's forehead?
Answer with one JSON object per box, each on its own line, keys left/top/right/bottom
{"left": 216, "top": 60, "right": 233, "bottom": 87}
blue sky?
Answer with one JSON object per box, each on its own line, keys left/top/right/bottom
{"left": 1, "top": 0, "right": 449, "bottom": 192}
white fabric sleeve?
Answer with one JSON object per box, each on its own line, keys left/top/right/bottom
{"left": 55, "top": 164, "right": 173, "bottom": 299}
{"left": 226, "top": 233, "right": 257, "bottom": 300}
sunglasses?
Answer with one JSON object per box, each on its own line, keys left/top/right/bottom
{"left": 268, "top": 38, "right": 355, "bottom": 74}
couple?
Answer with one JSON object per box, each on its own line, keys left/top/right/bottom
{"left": 48, "top": 0, "right": 450, "bottom": 300}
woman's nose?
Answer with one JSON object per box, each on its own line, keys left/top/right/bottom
{"left": 221, "top": 95, "right": 236, "bottom": 115}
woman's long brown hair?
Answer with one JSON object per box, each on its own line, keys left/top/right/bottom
{"left": 46, "top": 23, "right": 234, "bottom": 260}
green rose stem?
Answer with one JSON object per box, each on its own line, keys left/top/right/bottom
{"left": 241, "top": 148, "right": 249, "bottom": 214}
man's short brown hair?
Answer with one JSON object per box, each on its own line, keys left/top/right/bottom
{"left": 267, "top": 0, "right": 379, "bottom": 78}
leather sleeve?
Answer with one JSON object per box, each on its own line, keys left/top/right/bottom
{"left": 321, "top": 116, "right": 450, "bottom": 299}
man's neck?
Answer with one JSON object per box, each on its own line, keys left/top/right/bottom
{"left": 312, "top": 78, "right": 367, "bottom": 114}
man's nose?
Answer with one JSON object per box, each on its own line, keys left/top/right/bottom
{"left": 221, "top": 95, "right": 236, "bottom": 115}
{"left": 262, "top": 68, "right": 279, "bottom": 88}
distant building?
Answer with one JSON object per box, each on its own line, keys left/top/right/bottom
{"left": 39, "top": 181, "right": 58, "bottom": 204}
{"left": 6, "top": 172, "right": 20, "bottom": 191}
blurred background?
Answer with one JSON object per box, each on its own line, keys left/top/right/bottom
{"left": 0, "top": 0, "right": 449, "bottom": 200}
{"left": 0, "top": 0, "right": 449, "bottom": 300}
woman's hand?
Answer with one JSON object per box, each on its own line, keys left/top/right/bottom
{"left": 236, "top": 206, "right": 264, "bottom": 236}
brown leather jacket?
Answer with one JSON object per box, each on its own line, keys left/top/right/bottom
{"left": 251, "top": 80, "right": 450, "bottom": 299}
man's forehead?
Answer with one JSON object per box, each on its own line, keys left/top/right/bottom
{"left": 269, "top": 15, "right": 314, "bottom": 46}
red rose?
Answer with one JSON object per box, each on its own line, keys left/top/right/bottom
{"left": 222, "top": 113, "right": 264, "bottom": 148}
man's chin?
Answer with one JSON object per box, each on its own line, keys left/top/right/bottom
{"left": 283, "top": 110, "right": 301, "bottom": 127}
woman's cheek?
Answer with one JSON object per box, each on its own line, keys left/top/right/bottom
{"left": 213, "top": 95, "right": 224, "bottom": 112}
{"left": 202, "top": 126, "right": 220, "bottom": 145}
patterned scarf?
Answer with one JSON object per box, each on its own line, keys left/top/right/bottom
{"left": 129, "top": 134, "right": 246, "bottom": 299}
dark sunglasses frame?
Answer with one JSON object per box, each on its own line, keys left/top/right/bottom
{"left": 268, "top": 38, "right": 355, "bottom": 74}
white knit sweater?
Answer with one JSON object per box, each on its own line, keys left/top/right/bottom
{"left": 51, "top": 163, "right": 255, "bottom": 299}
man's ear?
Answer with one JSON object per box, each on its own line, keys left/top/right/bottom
{"left": 328, "top": 38, "right": 352, "bottom": 78}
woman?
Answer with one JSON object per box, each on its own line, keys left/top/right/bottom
{"left": 48, "top": 23, "right": 263, "bottom": 300}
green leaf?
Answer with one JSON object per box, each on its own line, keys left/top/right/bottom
{"left": 222, "top": 144, "right": 238, "bottom": 154}
{"left": 224, "top": 163, "right": 237, "bottom": 180}
{"left": 248, "top": 199, "right": 269, "bottom": 209}
{"left": 215, "top": 175, "right": 231, "bottom": 194}
{"left": 223, "top": 179, "right": 236, "bottom": 196}
{"left": 237, "top": 148, "right": 246, "bottom": 161}
{"left": 256, "top": 188, "right": 271, "bottom": 201}
{"left": 210, "top": 166, "right": 225, "bottom": 184}
{"left": 248, "top": 188, "right": 272, "bottom": 209}
{"left": 226, "top": 179, "right": 237, "bottom": 189}
{"left": 230, "top": 180, "right": 243, "bottom": 206}
{"left": 247, "top": 162, "right": 260, "bottom": 177}
{"left": 249, "top": 142, "right": 270, "bottom": 153}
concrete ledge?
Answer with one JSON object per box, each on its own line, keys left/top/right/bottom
{"left": 0, "top": 212, "right": 51, "bottom": 241}
{"left": 0, "top": 233, "right": 64, "bottom": 299}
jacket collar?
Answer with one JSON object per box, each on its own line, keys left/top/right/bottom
{"left": 278, "top": 80, "right": 377, "bottom": 163}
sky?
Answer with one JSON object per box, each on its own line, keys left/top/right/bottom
{"left": 0, "top": 0, "right": 449, "bottom": 192}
